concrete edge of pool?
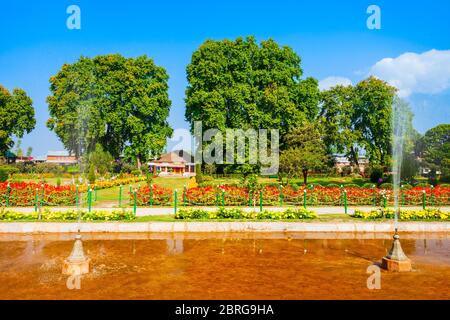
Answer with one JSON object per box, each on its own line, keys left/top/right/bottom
{"left": 0, "top": 221, "right": 449, "bottom": 233}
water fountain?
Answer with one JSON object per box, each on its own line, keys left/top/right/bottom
{"left": 62, "top": 97, "right": 93, "bottom": 275}
{"left": 381, "top": 98, "right": 412, "bottom": 272}
{"left": 62, "top": 232, "right": 90, "bottom": 275}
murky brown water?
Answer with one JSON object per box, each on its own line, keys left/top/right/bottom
{"left": 0, "top": 233, "right": 449, "bottom": 300}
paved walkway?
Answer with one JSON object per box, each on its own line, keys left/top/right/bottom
{"left": 4, "top": 206, "right": 450, "bottom": 216}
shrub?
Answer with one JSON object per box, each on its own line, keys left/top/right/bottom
{"left": 0, "top": 168, "right": 8, "bottom": 182}
{"left": 326, "top": 183, "right": 340, "bottom": 188}
{"left": 416, "top": 182, "right": 431, "bottom": 188}
{"left": 0, "top": 209, "right": 134, "bottom": 221}
{"left": 368, "top": 165, "right": 384, "bottom": 183}
{"left": 353, "top": 209, "right": 448, "bottom": 221}
{"left": 344, "top": 184, "right": 360, "bottom": 188}
{"left": 195, "top": 164, "right": 203, "bottom": 184}
{"left": 401, "top": 184, "right": 413, "bottom": 190}
{"left": 341, "top": 165, "right": 353, "bottom": 176}
{"left": 379, "top": 183, "right": 394, "bottom": 189}
{"left": 88, "top": 165, "right": 96, "bottom": 184}
{"left": 201, "top": 175, "right": 214, "bottom": 182}
{"left": 175, "top": 208, "right": 317, "bottom": 220}
{"left": 362, "top": 183, "right": 376, "bottom": 188}
{"left": 175, "top": 208, "right": 209, "bottom": 219}
{"left": 67, "top": 165, "right": 80, "bottom": 174}
{"left": 34, "top": 163, "right": 63, "bottom": 174}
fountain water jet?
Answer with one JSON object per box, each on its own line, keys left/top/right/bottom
{"left": 381, "top": 98, "right": 411, "bottom": 272}
{"left": 62, "top": 78, "right": 95, "bottom": 275}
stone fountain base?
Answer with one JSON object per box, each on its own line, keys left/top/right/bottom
{"left": 381, "top": 233, "right": 412, "bottom": 272}
{"left": 62, "top": 234, "right": 90, "bottom": 275}
{"left": 62, "top": 258, "right": 90, "bottom": 275}
{"left": 381, "top": 256, "right": 411, "bottom": 272}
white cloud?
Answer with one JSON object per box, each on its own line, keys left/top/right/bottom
{"left": 318, "top": 76, "right": 353, "bottom": 91}
{"left": 369, "top": 49, "right": 450, "bottom": 98}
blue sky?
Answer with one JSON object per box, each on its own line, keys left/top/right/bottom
{"left": 1, "top": 0, "right": 449, "bottom": 156}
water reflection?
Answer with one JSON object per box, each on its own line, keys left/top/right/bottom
{"left": 0, "top": 233, "right": 448, "bottom": 299}
{"left": 166, "top": 238, "right": 184, "bottom": 255}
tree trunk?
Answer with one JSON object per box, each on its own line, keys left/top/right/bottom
{"left": 136, "top": 156, "right": 142, "bottom": 171}
{"left": 350, "top": 146, "right": 359, "bottom": 167}
{"left": 303, "top": 169, "right": 308, "bottom": 185}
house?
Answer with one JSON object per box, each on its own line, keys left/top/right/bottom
{"left": 333, "top": 154, "right": 369, "bottom": 174}
{"left": 16, "top": 156, "right": 33, "bottom": 163}
{"left": 148, "top": 150, "right": 195, "bottom": 177}
{"left": 44, "top": 151, "right": 78, "bottom": 165}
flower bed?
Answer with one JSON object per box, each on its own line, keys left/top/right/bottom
{"left": 78, "top": 176, "right": 146, "bottom": 192}
{"left": 0, "top": 182, "right": 76, "bottom": 206}
{"left": 133, "top": 184, "right": 173, "bottom": 206}
{"left": 353, "top": 208, "right": 449, "bottom": 220}
{"left": 0, "top": 209, "right": 134, "bottom": 221}
{"left": 175, "top": 207, "right": 317, "bottom": 220}
{"left": 182, "top": 185, "right": 450, "bottom": 207}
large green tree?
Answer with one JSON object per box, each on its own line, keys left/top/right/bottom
{"left": 0, "top": 85, "right": 35, "bottom": 155}
{"left": 185, "top": 37, "right": 320, "bottom": 170}
{"left": 47, "top": 54, "right": 173, "bottom": 169}
{"left": 418, "top": 124, "right": 450, "bottom": 177}
{"left": 279, "top": 124, "right": 328, "bottom": 184}
{"left": 353, "top": 76, "right": 397, "bottom": 166}
{"left": 319, "top": 84, "right": 362, "bottom": 166}
{"left": 321, "top": 77, "right": 402, "bottom": 167}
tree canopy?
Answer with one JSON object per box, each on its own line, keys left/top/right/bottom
{"left": 320, "top": 76, "right": 403, "bottom": 167}
{"left": 419, "top": 124, "right": 450, "bottom": 177}
{"left": 47, "top": 54, "right": 173, "bottom": 168}
{"left": 185, "top": 36, "right": 320, "bottom": 138}
{"left": 0, "top": 85, "right": 35, "bottom": 155}
{"left": 353, "top": 76, "right": 397, "bottom": 166}
{"left": 279, "top": 124, "right": 328, "bottom": 184}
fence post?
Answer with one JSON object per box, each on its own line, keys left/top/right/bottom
{"left": 430, "top": 186, "right": 435, "bottom": 206}
{"left": 88, "top": 189, "right": 92, "bottom": 213}
{"left": 249, "top": 191, "right": 253, "bottom": 207}
{"left": 259, "top": 190, "right": 263, "bottom": 212}
{"left": 150, "top": 184, "right": 153, "bottom": 207}
{"left": 94, "top": 186, "right": 97, "bottom": 202}
{"left": 6, "top": 183, "right": 10, "bottom": 207}
{"left": 401, "top": 185, "right": 405, "bottom": 206}
{"left": 129, "top": 185, "right": 132, "bottom": 205}
{"left": 215, "top": 191, "right": 219, "bottom": 208}
{"left": 422, "top": 190, "right": 426, "bottom": 210}
{"left": 372, "top": 185, "right": 377, "bottom": 207}
{"left": 76, "top": 186, "right": 79, "bottom": 208}
{"left": 34, "top": 188, "right": 39, "bottom": 212}
{"left": 183, "top": 185, "right": 187, "bottom": 207}
{"left": 303, "top": 189, "right": 307, "bottom": 209}
{"left": 174, "top": 189, "right": 178, "bottom": 214}
{"left": 344, "top": 189, "right": 348, "bottom": 214}
{"left": 221, "top": 190, "right": 225, "bottom": 207}
{"left": 383, "top": 194, "right": 387, "bottom": 209}
{"left": 279, "top": 185, "right": 283, "bottom": 207}
{"left": 133, "top": 189, "right": 137, "bottom": 216}
{"left": 119, "top": 185, "right": 122, "bottom": 207}
{"left": 40, "top": 184, "right": 44, "bottom": 207}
